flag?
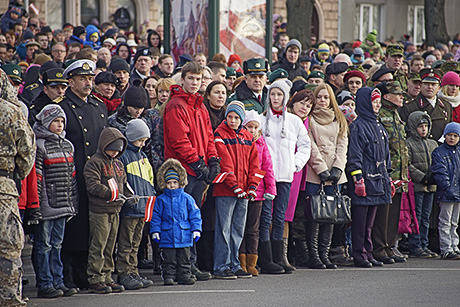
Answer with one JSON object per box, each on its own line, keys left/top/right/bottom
{"left": 144, "top": 196, "right": 156, "bottom": 222}
{"left": 108, "top": 178, "right": 119, "bottom": 202}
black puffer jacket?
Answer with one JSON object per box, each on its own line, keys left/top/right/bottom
{"left": 34, "top": 124, "right": 78, "bottom": 220}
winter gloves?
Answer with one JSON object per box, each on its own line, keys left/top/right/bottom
{"left": 152, "top": 233, "right": 160, "bottom": 243}
{"left": 206, "top": 157, "right": 221, "bottom": 184}
{"left": 151, "top": 231, "right": 201, "bottom": 243}
{"left": 328, "top": 167, "right": 342, "bottom": 184}
{"left": 24, "top": 207, "right": 42, "bottom": 225}
{"left": 247, "top": 186, "right": 257, "bottom": 201}
{"left": 193, "top": 231, "right": 201, "bottom": 242}
{"left": 354, "top": 178, "right": 367, "bottom": 197}
{"left": 120, "top": 194, "right": 140, "bottom": 205}
{"left": 263, "top": 193, "right": 275, "bottom": 200}
{"left": 318, "top": 170, "right": 331, "bottom": 184}
{"left": 233, "top": 187, "right": 247, "bottom": 198}
{"left": 189, "top": 157, "right": 209, "bottom": 181}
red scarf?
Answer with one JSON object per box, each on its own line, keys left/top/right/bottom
{"left": 93, "top": 92, "right": 122, "bottom": 112}
{"left": 271, "top": 106, "right": 283, "bottom": 116}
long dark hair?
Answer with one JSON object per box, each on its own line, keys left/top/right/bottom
{"left": 203, "top": 81, "right": 227, "bottom": 130}
{"left": 147, "top": 30, "right": 162, "bottom": 49}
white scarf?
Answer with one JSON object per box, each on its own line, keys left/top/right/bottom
{"left": 438, "top": 90, "right": 460, "bottom": 108}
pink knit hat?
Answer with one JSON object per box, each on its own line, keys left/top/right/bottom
{"left": 441, "top": 71, "right": 460, "bottom": 87}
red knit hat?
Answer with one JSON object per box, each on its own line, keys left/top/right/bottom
{"left": 441, "top": 71, "right": 460, "bottom": 87}
{"left": 352, "top": 41, "right": 362, "bottom": 49}
{"left": 227, "top": 54, "right": 242, "bottom": 67}
{"left": 344, "top": 70, "right": 366, "bottom": 84}
{"left": 371, "top": 89, "right": 381, "bottom": 102}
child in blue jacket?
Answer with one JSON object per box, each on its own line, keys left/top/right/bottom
{"left": 431, "top": 122, "right": 460, "bottom": 260}
{"left": 150, "top": 158, "right": 202, "bottom": 285}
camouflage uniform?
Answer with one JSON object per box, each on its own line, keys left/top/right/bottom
{"left": 385, "top": 44, "right": 408, "bottom": 91}
{"left": 0, "top": 70, "right": 36, "bottom": 307}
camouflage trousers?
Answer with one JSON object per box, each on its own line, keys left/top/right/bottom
{"left": 0, "top": 197, "right": 26, "bottom": 307}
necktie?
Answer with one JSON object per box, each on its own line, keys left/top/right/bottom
{"left": 257, "top": 95, "right": 261, "bottom": 102}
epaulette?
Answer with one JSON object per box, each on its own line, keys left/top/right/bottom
{"left": 25, "top": 83, "right": 39, "bottom": 90}
{"left": 52, "top": 96, "right": 64, "bottom": 103}
{"left": 91, "top": 94, "right": 103, "bottom": 103}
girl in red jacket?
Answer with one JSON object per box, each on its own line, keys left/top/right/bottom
{"left": 212, "top": 101, "right": 261, "bottom": 279}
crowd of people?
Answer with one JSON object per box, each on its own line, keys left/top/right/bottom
{"left": 2, "top": 1, "right": 460, "bottom": 306}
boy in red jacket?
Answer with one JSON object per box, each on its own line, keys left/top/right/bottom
{"left": 213, "top": 101, "right": 262, "bottom": 279}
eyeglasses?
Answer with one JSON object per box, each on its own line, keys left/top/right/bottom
{"left": 377, "top": 78, "right": 393, "bottom": 83}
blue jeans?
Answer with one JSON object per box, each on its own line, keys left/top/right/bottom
{"left": 259, "top": 182, "right": 292, "bottom": 242}
{"left": 408, "top": 192, "right": 435, "bottom": 251}
{"left": 213, "top": 196, "right": 248, "bottom": 274}
{"left": 34, "top": 217, "right": 66, "bottom": 290}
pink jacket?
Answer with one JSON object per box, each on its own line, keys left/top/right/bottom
{"left": 286, "top": 117, "right": 309, "bottom": 221}
{"left": 254, "top": 136, "right": 276, "bottom": 201}
{"left": 398, "top": 179, "right": 420, "bottom": 234}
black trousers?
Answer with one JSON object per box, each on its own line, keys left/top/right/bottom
{"left": 161, "top": 247, "right": 191, "bottom": 281}
{"left": 372, "top": 193, "right": 402, "bottom": 258}
{"left": 352, "top": 205, "right": 378, "bottom": 262}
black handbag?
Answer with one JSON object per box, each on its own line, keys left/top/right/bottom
{"left": 305, "top": 184, "right": 352, "bottom": 224}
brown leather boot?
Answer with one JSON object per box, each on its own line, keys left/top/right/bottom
{"left": 246, "top": 254, "right": 259, "bottom": 276}
{"left": 238, "top": 253, "right": 247, "bottom": 272}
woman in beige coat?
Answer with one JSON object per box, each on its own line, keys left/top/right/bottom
{"left": 305, "top": 83, "right": 349, "bottom": 269}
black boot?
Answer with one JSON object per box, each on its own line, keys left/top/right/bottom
{"left": 293, "top": 238, "right": 310, "bottom": 267}
{"left": 258, "top": 241, "right": 285, "bottom": 274}
{"left": 306, "top": 221, "right": 326, "bottom": 269}
{"left": 272, "top": 239, "right": 295, "bottom": 274}
{"left": 319, "top": 223, "right": 337, "bottom": 269}
{"left": 329, "top": 246, "right": 354, "bottom": 266}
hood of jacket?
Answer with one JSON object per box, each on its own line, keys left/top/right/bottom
{"left": 355, "top": 87, "right": 377, "bottom": 120}
{"left": 169, "top": 84, "right": 203, "bottom": 107}
{"left": 97, "top": 127, "right": 127, "bottom": 159}
{"left": 157, "top": 158, "right": 188, "bottom": 190}
{"left": 85, "top": 25, "right": 100, "bottom": 42}
{"left": 407, "top": 110, "right": 432, "bottom": 140}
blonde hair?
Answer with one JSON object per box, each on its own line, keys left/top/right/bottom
{"left": 312, "top": 83, "right": 348, "bottom": 137}
{"left": 441, "top": 84, "right": 460, "bottom": 97}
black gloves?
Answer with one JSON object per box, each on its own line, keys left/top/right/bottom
{"left": 24, "top": 207, "right": 42, "bottom": 225}
{"left": 206, "top": 157, "right": 221, "bottom": 184}
{"left": 189, "top": 156, "right": 209, "bottom": 181}
{"left": 318, "top": 170, "right": 331, "bottom": 184}
{"left": 328, "top": 167, "right": 343, "bottom": 184}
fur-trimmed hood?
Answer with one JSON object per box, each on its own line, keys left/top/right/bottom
{"left": 157, "top": 158, "right": 188, "bottom": 190}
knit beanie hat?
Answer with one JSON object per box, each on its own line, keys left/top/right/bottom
{"left": 165, "top": 168, "right": 180, "bottom": 183}
{"left": 36, "top": 104, "right": 67, "bottom": 130}
{"left": 73, "top": 26, "right": 86, "bottom": 38}
{"left": 125, "top": 119, "right": 150, "bottom": 142}
{"left": 443, "top": 122, "right": 460, "bottom": 137}
{"left": 243, "top": 109, "right": 261, "bottom": 127}
{"left": 265, "top": 79, "right": 292, "bottom": 138}
{"left": 417, "top": 118, "right": 429, "bottom": 126}
{"left": 226, "top": 101, "right": 246, "bottom": 123}
{"left": 339, "top": 104, "right": 357, "bottom": 124}
{"left": 95, "top": 71, "right": 118, "bottom": 85}
{"left": 371, "top": 89, "right": 381, "bottom": 102}
{"left": 106, "top": 139, "right": 125, "bottom": 152}
{"left": 109, "top": 58, "right": 130, "bottom": 73}
{"left": 227, "top": 54, "right": 242, "bottom": 67}
{"left": 318, "top": 43, "right": 330, "bottom": 54}
{"left": 285, "top": 39, "right": 302, "bottom": 53}
{"left": 123, "top": 79, "right": 148, "bottom": 108}
{"left": 366, "top": 30, "right": 378, "bottom": 44}
{"left": 441, "top": 71, "right": 460, "bottom": 87}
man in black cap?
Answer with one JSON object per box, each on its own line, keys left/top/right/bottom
{"left": 29, "top": 67, "right": 69, "bottom": 125}
{"left": 22, "top": 60, "right": 59, "bottom": 104}
{"left": 109, "top": 58, "right": 131, "bottom": 96}
{"left": 130, "top": 47, "right": 153, "bottom": 83}
{"left": 272, "top": 39, "right": 308, "bottom": 81}
{"left": 59, "top": 59, "right": 108, "bottom": 289}
{"left": 227, "top": 58, "right": 268, "bottom": 114}
{"left": 325, "top": 62, "right": 348, "bottom": 95}
{"left": 399, "top": 68, "right": 452, "bottom": 142}
{"left": 369, "top": 65, "right": 395, "bottom": 87}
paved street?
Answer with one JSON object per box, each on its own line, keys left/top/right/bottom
{"left": 23, "top": 243, "right": 460, "bottom": 307}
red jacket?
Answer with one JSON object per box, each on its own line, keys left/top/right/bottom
{"left": 18, "top": 164, "right": 39, "bottom": 210}
{"left": 164, "top": 85, "right": 218, "bottom": 175}
{"left": 213, "top": 121, "right": 260, "bottom": 197}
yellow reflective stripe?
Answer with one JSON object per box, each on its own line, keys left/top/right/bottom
{"left": 350, "top": 170, "right": 362, "bottom": 176}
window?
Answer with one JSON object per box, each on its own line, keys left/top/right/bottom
{"left": 47, "top": 0, "right": 65, "bottom": 30}
{"left": 354, "top": 4, "right": 381, "bottom": 42}
{"left": 81, "top": 0, "right": 100, "bottom": 26}
{"left": 408, "top": 5, "right": 425, "bottom": 46}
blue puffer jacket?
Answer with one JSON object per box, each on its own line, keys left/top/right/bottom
{"left": 119, "top": 142, "right": 156, "bottom": 218}
{"left": 346, "top": 87, "right": 392, "bottom": 206}
{"left": 83, "top": 24, "right": 101, "bottom": 49}
{"left": 150, "top": 188, "right": 202, "bottom": 248}
{"left": 431, "top": 143, "right": 460, "bottom": 202}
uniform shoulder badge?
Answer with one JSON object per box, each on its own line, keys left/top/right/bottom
{"left": 26, "top": 83, "right": 39, "bottom": 90}
{"left": 53, "top": 96, "right": 64, "bottom": 103}
{"left": 92, "top": 94, "right": 103, "bottom": 103}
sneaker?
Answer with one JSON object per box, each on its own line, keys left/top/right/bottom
{"left": 106, "top": 282, "right": 125, "bottom": 293}
{"left": 164, "top": 278, "right": 175, "bottom": 286}
{"left": 37, "top": 287, "right": 64, "bottom": 298}
{"left": 191, "top": 266, "right": 211, "bottom": 281}
{"left": 89, "top": 282, "right": 112, "bottom": 294}
{"left": 133, "top": 274, "right": 153, "bottom": 288}
{"left": 391, "top": 247, "right": 408, "bottom": 259}
{"left": 177, "top": 277, "right": 196, "bottom": 285}
{"left": 441, "top": 251, "right": 460, "bottom": 260}
{"left": 409, "top": 248, "right": 432, "bottom": 258}
{"left": 234, "top": 269, "right": 252, "bottom": 279}
{"left": 120, "top": 274, "right": 143, "bottom": 290}
{"left": 424, "top": 248, "right": 438, "bottom": 258}
{"left": 57, "top": 285, "right": 78, "bottom": 296}
{"left": 214, "top": 268, "right": 237, "bottom": 280}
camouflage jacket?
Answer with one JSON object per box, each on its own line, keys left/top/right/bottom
{"left": 393, "top": 69, "right": 408, "bottom": 92}
{"left": 379, "top": 98, "right": 409, "bottom": 192}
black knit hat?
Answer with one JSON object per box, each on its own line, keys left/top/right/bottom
{"left": 73, "top": 26, "right": 86, "bottom": 38}
{"left": 95, "top": 71, "right": 119, "bottom": 86}
{"left": 123, "top": 79, "right": 148, "bottom": 108}
{"left": 109, "top": 58, "right": 130, "bottom": 73}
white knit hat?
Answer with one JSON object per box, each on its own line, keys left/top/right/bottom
{"left": 265, "top": 79, "right": 292, "bottom": 138}
{"left": 243, "top": 109, "right": 261, "bottom": 127}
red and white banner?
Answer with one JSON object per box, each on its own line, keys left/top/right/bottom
{"left": 108, "top": 178, "right": 119, "bottom": 202}
{"left": 144, "top": 196, "right": 156, "bottom": 222}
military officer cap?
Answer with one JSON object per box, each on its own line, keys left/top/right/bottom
{"left": 325, "top": 62, "right": 348, "bottom": 75}
{"left": 1, "top": 64, "right": 22, "bottom": 83}
{"left": 408, "top": 72, "right": 421, "bottom": 82}
{"left": 440, "top": 60, "right": 460, "bottom": 73}
{"left": 420, "top": 67, "right": 443, "bottom": 83}
{"left": 226, "top": 67, "right": 236, "bottom": 78}
{"left": 243, "top": 58, "right": 268, "bottom": 75}
{"left": 386, "top": 44, "right": 404, "bottom": 56}
{"left": 269, "top": 68, "right": 288, "bottom": 83}
{"left": 376, "top": 81, "right": 404, "bottom": 96}
{"left": 43, "top": 68, "right": 68, "bottom": 86}
{"left": 63, "top": 59, "right": 96, "bottom": 79}
{"left": 307, "top": 70, "right": 325, "bottom": 80}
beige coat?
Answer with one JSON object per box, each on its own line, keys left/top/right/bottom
{"left": 306, "top": 116, "right": 348, "bottom": 185}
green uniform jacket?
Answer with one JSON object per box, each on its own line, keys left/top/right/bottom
{"left": 379, "top": 98, "right": 409, "bottom": 192}
{"left": 227, "top": 80, "right": 267, "bottom": 114}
